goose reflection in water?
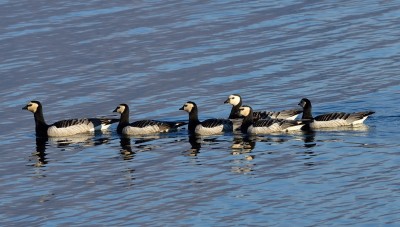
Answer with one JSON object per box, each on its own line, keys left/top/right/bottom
{"left": 119, "top": 136, "right": 135, "bottom": 160}
{"left": 118, "top": 134, "right": 163, "bottom": 160}
{"left": 301, "top": 124, "right": 371, "bottom": 148}
{"left": 32, "top": 137, "right": 48, "bottom": 167}
{"left": 231, "top": 135, "right": 256, "bottom": 153}
{"left": 30, "top": 133, "right": 111, "bottom": 167}
{"left": 302, "top": 130, "right": 317, "bottom": 148}
{"left": 229, "top": 135, "right": 257, "bottom": 174}
{"left": 186, "top": 135, "right": 202, "bottom": 156}
{"left": 47, "top": 133, "right": 109, "bottom": 148}
{"left": 185, "top": 135, "right": 230, "bottom": 156}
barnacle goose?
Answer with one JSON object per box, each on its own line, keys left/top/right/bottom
{"left": 238, "top": 105, "right": 304, "bottom": 134}
{"left": 224, "top": 94, "right": 302, "bottom": 121}
{"left": 179, "top": 101, "right": 233, "bottom": 135}
{"left": 23, "top": 101, "right": 118, "bottom": 137}
{"left": 113, "top": 104, "right": 186, "bottom": 135}
{"left": 298, "top": 98, "right": 375, "bottom": 130}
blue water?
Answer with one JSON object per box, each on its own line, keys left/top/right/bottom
{"left": 1, "top": 0, "right": 400, "bottom": 226}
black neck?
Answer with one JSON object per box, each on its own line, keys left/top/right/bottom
{"left": 117, "top": 106, "right": 130, "bottom": 134}
{"left": 33, "top": 107, "right": 49, "bottom": 137}
{"left": 228, "top": 100, "right": 242, "bottom": 119}
{"left": 241, "top": 109, "right": 254, "bottom": 134}
{"left": 301, "top": 103, "right": 313, "bottom": 120}
{"left": 188, "top": 106, "right": 200, "bottom": 135}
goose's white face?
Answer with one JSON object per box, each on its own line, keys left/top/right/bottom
{"left": 239, "top": 106, "right": 251, "bottom": 117}
{"left": 25, "top": 101, "right": 39, "bottom": 113}
{"left": 181, "top": 102, "right": 194, "bottom": 113}
{"left": 115, "top": 105, "right": 126, "bottom": 114}
{"left": 226, "top": 95, "right": 241, "bottom": 106}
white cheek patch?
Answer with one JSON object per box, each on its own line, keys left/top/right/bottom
{"left": 185, "top": 103, "right": 194, "bottom": 112}
{"left": 229, "top": 95, "right": 241, "bottom": 106}
{"left": 240, "top": 107, "right": 250, "bottom": 117}
{"left": 118, "top": 105, "right": 126, "bottom": 114}
{"left": 28, "top": 102, "right": 39, "bottom": 113}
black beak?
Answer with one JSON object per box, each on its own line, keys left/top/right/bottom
{"left": 22, "top": 105, "right": 28, "bottom": 110}
{"left": 179, "top": 106, "right": 184, "bottom": 110}
{"left": 224, "top": 98, "right": 230, "bottom": 104}
{"left": 112, "top": 107, "right": 118, "bottom": 113}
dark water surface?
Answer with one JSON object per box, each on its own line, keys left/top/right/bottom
{"left": 1, "top": 0, "right": 400, "bottom": 226}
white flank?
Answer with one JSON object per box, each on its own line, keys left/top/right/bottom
{"left": 286, "top": 124, "right": 304, "bottom": 131}
{"left": 122, "top": 125, "right": 162, "bottom": 135}
{"left": 310, "top": 119, "right": 349, "bottom": 129}
{"left": 248, "top": 123, "right": 281, "bottom": 134}
{"left": 195, "top": 124, "right": 224, "bottom": 135}
{"left": 247, "top": 122, "right": 303, "bottom": 134}
{"left": 47, "top": 124, "right": 93, "bottom": 137}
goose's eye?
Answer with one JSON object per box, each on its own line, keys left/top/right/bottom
{"left": 184, "top": 105, "right": 187, "bottom": 107}
{"left": 28, "top": 104, "right": 32, "bottom": 107}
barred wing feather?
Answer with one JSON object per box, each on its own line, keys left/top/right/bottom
{"left": 52, "top": 118, "right": 91, "bottom": 128}
{"left": 253, "top": 109, "right": 302, "bottom": 121}
{"left": 130, "top": 120, "right": 159, "bottom": 128}
{"left": 201, "top": 119, "right": 232, "bottom": 128}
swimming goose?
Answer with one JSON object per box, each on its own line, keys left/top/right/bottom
{"left": 224, "top": 94, "right": 302, "bottom": 121}
{"left": 179, "top": 101, "right": 233, "bottom": 135}
{"left": 238, "top": 105, "right": 304, "bottom": 134}
{"left": 298, "top": 98, "right": 375, "bottom": 129}
{"left": 113, "top": 104, "right": 186, "bottom": 135}
{"left": 23, "top": 100, "right": 118, "bottom": 137}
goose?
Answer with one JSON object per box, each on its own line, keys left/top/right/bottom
{"left": 113, "top": 104, "right": 186, "bottom": 135}
{"left": 298, "top": 98, "right": 375, "bottom": 130}
{"left": 179, "top": 101, "right": 233, "bottom": 135}
{"left": 238, "top": 105, "right": 304, "bottom": 134}
{"left": 23, "top": 100, "right": 118, "bottom": 137}
{"left": 224, "top": 94, "right": 302, "bottom": 121}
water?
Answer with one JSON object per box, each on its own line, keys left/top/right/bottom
{"left": 1, "top": 0, "right": 400, "bottom": 226}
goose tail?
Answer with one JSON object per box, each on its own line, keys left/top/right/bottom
{"left": 100, "top": 118, "right": 120, "bottom": 125}
{"left": 363, "top": 111, "right": 375, "bottom": 117}
{"left": 171, "top": 121, "right": 188, "bottom": 128}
